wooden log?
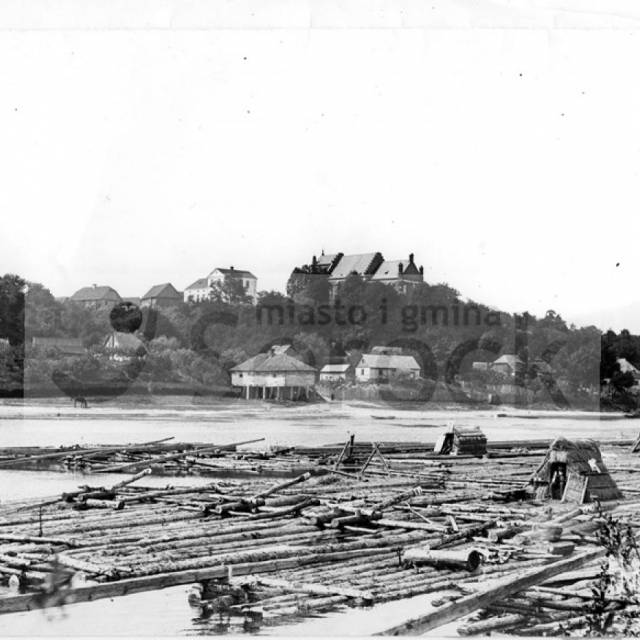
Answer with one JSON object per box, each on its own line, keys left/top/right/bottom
{"left": 55, "top": 555, "right": 130, "bottom": 578}
{"left": 236, "top": 575, "right": 374, "bottom": 601}
{"left": 0, "top": 438, "right": 178, "bottom": 469}
{"left": 247, "top": 499, "right": 318, "bottom": 520}
{"left": 0, "top": 534, "right": 79, "bottom": 547}
{"left": 251, "top": 472, "right": 312, "bottom": 500}
{"left": 110, "top": 468, "right": 152, "bottom": 491}
{"left": 401, "top": 548, "right": 483, "bottom": 572}
{"left": 94, "top": 438, "right": 265, "bottom": 474}
{"left": 377, "top": 547, "right": 605, "bottom": 635}
{"left": 458, "top": 613, "right": 527, "bottom": 635}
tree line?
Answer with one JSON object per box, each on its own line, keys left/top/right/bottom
{"left": 0, "top": 271, "right": 634, "bottom": 409}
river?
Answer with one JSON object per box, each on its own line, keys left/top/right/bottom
{"left": 0, "top": 398, "right": 635, "bottom": 635}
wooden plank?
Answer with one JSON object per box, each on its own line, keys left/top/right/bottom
{"left": 377, "top": 547, "right": 605, "bottom": 636}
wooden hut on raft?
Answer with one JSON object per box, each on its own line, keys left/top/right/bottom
{"left": 434, "top": 426, "right": 488, "bottom": 457}
{"left": 530, "top": 437, "right": 622, "bottom": 504}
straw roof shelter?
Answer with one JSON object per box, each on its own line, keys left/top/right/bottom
{"left": 531, "top": 437, "right": 622, "bottom": 504}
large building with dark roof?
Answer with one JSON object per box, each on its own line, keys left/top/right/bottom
{"left": 70, "top": 285, "right": 121, "bottom": 309}
{"left": 290, "top": 250, "right": 424, "bottom": 298}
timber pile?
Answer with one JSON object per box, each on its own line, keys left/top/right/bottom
{"left": 0, "top": 437, "right": 639, "bottom": 636}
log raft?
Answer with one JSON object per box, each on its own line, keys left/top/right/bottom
{"left": 0, "top": 434, "right": 638, "bottom": 635}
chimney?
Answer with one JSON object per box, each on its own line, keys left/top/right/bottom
{"left": 409, "top": 253, "right": 415, "bottom": 264}
{"left": 312, "top": 255, "right": 317, "bottom": 267}
{"left": 398, "top": 263, "right": 403, "bottom": 275}
{"left": 230, "top": 266, "right": 234, "bottom": 272}
{"left": 92, "top": 284, "right": 97, "bottom": 288}
{"left": 419, "top": 266, "right": 424, "bottom": 276}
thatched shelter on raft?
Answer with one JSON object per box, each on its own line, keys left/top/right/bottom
{"left": 530, "top": 437, "right": 622, "bottom": 504}
{"left": 434, "top": 426, "right": 488, "bottom": 457}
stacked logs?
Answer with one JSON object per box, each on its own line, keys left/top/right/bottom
{"left": 0, "top": 437, "right": 638, "bottom": 636}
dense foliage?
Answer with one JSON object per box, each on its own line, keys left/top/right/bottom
{"left": 0, "top": 271, "right": 636, "bottom": 408}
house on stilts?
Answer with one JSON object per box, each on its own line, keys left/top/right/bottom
{"left": 530, "top": 437, "right": 622, "bottom": 504}
{"left": 230, "top": 346, "right": 317, "bottom": 401}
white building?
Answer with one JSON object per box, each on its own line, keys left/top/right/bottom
{"left": 355, "top": 354, "right": 421, "bottom": 383}
{"left": 183, "top": 278, "right": 210, "bottom": 303}
{"left": 184, "top": 266, "right": 258, "bottom": 303}
{"left": 208, "top": 267, "right": 258, "bottom": 302}
{"left": 231, "top": 346, "right": 316, "bottom": 400}
{"left": 319, "top": 363, "right": 353, "bottom": 383}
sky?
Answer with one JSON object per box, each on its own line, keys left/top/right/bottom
{"left": 3, "top": 1, "right": 640, "bottom": 331}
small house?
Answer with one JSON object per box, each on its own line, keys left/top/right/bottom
{"left": 103, "top": 332, "right": 147, "bottom": 362}
{"left": 183, "top": 278, "right": 210, "bottom": 303}
{"left": 355, "top": 354, "right": 421, "bottom": 383}
{"left": 70, "top": 285, "right": 121, "bottom": 309}
{"left": 530, "top": 437, "right": 622, "bottom": 503}
{"left": 319, "top": 363, "right": 354, "bottom": 383}
{"left": 434, "top": 426, "right": 488, "bottom": 457}
{"left": 231, "top": 346, "right": 316, "bottom": 400}
{"left": 490, "top": 354, "right": 524, "bottom": 377}
{"left": 141, "top": 283, "right": 183, "bottom": 309}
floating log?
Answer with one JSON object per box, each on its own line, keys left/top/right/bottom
{"left": 401, "top": 548, "right": 482, "bottom": 572}
{"left": 94, "top": 438, "right": 265, "bottom": 474}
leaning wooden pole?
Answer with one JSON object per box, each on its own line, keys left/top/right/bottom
{"left": 377, "top": 548, "right": 606, "bottom": 636}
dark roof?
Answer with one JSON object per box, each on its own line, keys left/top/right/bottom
{"left": 185, "top": 278, "right": 209, "bottom": 291}
{"left": 231, "top": 351, "right": 315, "bottom": 373}
{"left": 212, "top": 268, "right": 257, "bottom": 279}
{"left": 71, "top": 286, "right": 121, "bottom": 302}
{"left": 122, "top": 297, "right": 141, "bottom": 306}
{"left": 329, "top": 253, "right": 382, "bottom": 280}
{"left": 142, "top": 283, "right": 182, "bottom": 300}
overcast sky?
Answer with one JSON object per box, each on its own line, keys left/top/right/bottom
{"left": 2, "top": 1, "right": 640, "bottom": 330}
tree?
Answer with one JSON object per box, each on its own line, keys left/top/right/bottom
{"left": 210, "top": 276, "right": 253, "bottom": 305}
{"left": 0, "top": 274, "right": 26, "bottom": 346}
{"left": 286, "top": 272, "right": 330, "bottom": 306}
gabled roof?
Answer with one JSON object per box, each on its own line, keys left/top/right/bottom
{"left": 321, "top": 363, "right": 351, "bottom": 373}
{"left": 329, "top": 253, "right": 381, "bottom": 280}
{"left": 210, "top": 268, "right": 257, "bottom": 279}
{"left": 142, "top": 283, "right": 181, "bottom": 300}
{"left": 71, "top": 286, "right": 121, "bottom": 302}
{"left": 231, "top": 351, "right": 316, "bottom": 373}
{"left": 185, "top": 278, "right": 209, "bottom": 291}
{"left": 370, "top": 346, "right": 404, "bottom": 355}
{"left": 492, "top": 354, "right": 524, "bottom": 367}
{"left": 317, "top": 253, "right": 339, "bottom": 270}
{"left": 371, "top": 260, "right": 403, "bottom": 280}
{"left": 103, "top": 332, "right": 146, "bottom": 354}
{"left": 358, "top": 354, "right": 420, "bottom": 370}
